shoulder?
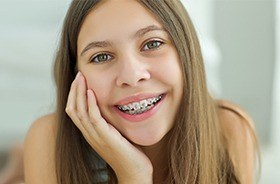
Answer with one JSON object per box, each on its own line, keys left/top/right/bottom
{"left": 24, "top": 113, "right": 58, "bottom": 183}
{"left": 217, "top": 100, "right": 254, "bottom": 130}
{"left": 26, "top": 113, "right": 58, "bottom": 139}
{"left": 216, "top": 100, "right": 255, "bottom": 145}
{"left": 216, "top": 100, "right": 258, "bottom": 184}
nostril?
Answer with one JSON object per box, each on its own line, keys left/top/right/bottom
{"left": 116, "top": 72, "right": 151, "bottom": 87}
{"left": 115, "top": 61, "right": 151, "bottom": 87}
{"left": 139, "top": 78, "right": 147, "bottom": 82}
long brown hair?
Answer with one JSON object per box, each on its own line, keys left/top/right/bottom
{"left": 54, "top": 0, "right": 245, "bottom": 183}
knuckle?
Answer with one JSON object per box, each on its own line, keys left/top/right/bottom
{"left": 77, "top": 111, "right": 88, "bottom": 121}
{"left": 65, "top": 107, "right": 74, "bottom": 115}
{"left": 89, "top": 113, "right": 98, "bottom": 122}
{"left": 89, "top": 114, "right": 104, "bottom": 126}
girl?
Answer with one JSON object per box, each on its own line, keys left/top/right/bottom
{"left": 24, "top": 0, "right": 259, "bottom": 183}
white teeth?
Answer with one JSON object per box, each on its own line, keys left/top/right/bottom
{"left": 121, "top": 106, "right": 128, "bottom": 111}
{"left": 133, "top": 102, "right": 140, "bottom": 110}
{"left": 140, "top": 100, "right": 148, "bottom": 108}
{"left": 148, "top": 99, "right": 153, "bottom": 104}
{"left": 128, "top": 104, "right": 134, "bottom": 110}
{"left": 117, "top": 94, "right": 163, "bottom": 115}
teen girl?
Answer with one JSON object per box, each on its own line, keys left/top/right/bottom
{"left": 24, "top": 1, "right": 259, "bottom": 183}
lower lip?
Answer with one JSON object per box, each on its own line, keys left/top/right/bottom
{"left": 113, "top": 94, "right": 166, "bottom": 122}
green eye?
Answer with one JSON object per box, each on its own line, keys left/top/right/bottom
{"left": 142, "top": 40, "right": 163, "bottom": 51}
{"left": 91, "top": 53, "right": 113, "bottom": 63}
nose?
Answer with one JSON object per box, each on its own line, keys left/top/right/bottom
{"left": 116, "top": 55, "right": 151, "bottom": 87}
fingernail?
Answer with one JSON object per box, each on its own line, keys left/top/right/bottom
{"left": 87, "top": 89, "right": 91, "bottom": 96}
{"left": 75, "top": 72, "right": 81, "bottom": 79}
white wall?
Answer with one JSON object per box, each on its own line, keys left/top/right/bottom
{"left": 213, "top": 1, "right": 278, "bottom": 183}
{"left": 181, "top": 0, "right": 214, "bottom": 38}
{"left": 272, "top": 0, "right": 280, "bottom": 153}
{"left": 182, "top": 0, "right": 222, "bottom": 97}
{"left": 214, "top": 0, "right": 275, "bottom": 145}
{"left": 0, "top": 1, "right": 70, "bottom": 150}
{"left": 259, "top": 1, "right": 280, "bottom": 183}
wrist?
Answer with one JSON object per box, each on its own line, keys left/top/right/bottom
{"left": 117, "top": 171, "right": 153, "bottom": 184}
{"left": 118, "top": 177, "right": 153, "bottom": 184}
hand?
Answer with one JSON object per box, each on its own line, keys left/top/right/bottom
{"left": 65, "top": 72, "right": 153, "bottom": 183}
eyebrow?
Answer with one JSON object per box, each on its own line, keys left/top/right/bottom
{"left": 134, "top": 25, "right": 165, "bottom": 39}
{"left": 80, "top": 25, "right": 166, "bottom": 57}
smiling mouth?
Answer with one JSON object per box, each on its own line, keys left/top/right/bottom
{"left": 115, "top": 94, "right": 164, "bottom": 115}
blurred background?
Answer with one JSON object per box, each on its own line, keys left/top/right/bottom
{"left": 0, "top": 0, "right": 279, "bottom": 183}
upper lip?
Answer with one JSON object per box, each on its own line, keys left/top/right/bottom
{"left": 115, "top": 93, "right": 164, "bottom": 106}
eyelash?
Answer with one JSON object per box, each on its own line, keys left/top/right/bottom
{"left": 141, "top": 39, "right": 164, "bottom": 51}
{"left": 90, "top": 40, "right": 164, "bottom": 64}
{"left": 90, "top": 53, "right": 113, "bottom": 64}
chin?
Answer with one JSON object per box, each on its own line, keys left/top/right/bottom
{"left": 132, "top": 139, "right": 160, "bottom": 147}
{"left": 126, "top": 131, "right": 167, "bottom": 146}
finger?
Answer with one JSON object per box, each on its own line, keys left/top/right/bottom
{"left": 87, "top": 89, "right": 108, "bottom": 130}
{"left": 65, "top": 72, "right": 79, "bottom": 112}
{"left": 76, "top": 72, "right": 90, "bottom": 123}
{"left": 65, "top": 72, "right": 87, "bottom": 133}
{"left": 75, "top": 73, "right": 99, "bottom": 139}
{"left": 86, "top": 89, "right": 115, "bottom": 147}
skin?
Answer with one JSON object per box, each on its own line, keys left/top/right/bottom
{"left": 68, "top": 0, "right": 183, "bottom": 183}
{"left": 76, "top": 0, "right": 183, "bottom": 147}
{"left": 23, "top": 0, "right": 256, "bottom": 183}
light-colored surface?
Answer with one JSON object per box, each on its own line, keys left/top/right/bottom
{"left": 271, "top": 0, "right": 280, "bottom": 156}
{"left": 263, "top": 1, "right": 280, "bottom": 183}
{"left": 259, "top": 146, "right": 280, "bottom": 184}
{"left": 0, "top": 1, "right": 70, "bottom": 150}
{"left": 214, "top": 0, "right": 276, "bottom": 145}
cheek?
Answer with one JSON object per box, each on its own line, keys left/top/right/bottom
{"left": 83, "top": 70, "right": 113, "bottom": 104}
{"left": 152, "top": 52, "right": 183, "bottom": 87}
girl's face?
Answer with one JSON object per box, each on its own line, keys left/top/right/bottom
{"left": 77, "top": 0, "right": 183, "bottom": 146}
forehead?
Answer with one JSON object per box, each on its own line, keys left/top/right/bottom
{"left": 77, "top": 0, "right": 163, "bottom": 47}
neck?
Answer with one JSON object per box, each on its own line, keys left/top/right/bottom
{"left": 140, "top": 134, "right": 170, "bottom": 183}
